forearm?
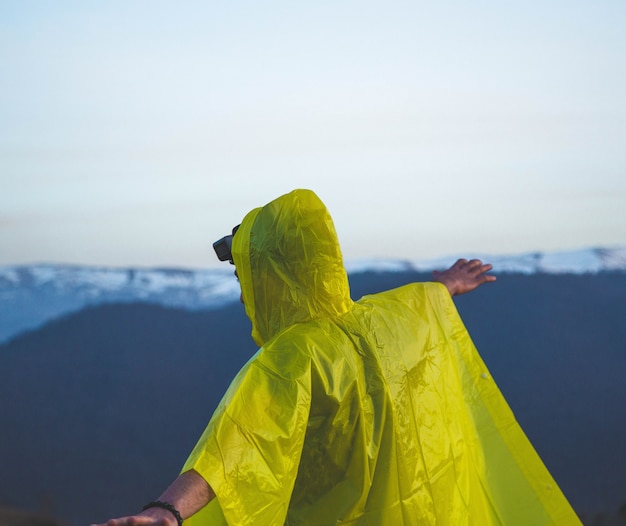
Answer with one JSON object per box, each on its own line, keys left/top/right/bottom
{"left": 432, "top": 274, "right": 456, "bottom": 296}
{"left": 157, "top": 470, "right": 215, "bottom": 519}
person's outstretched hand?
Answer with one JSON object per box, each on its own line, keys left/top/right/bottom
{"left": 92, "top": 507, "right": 177, "bottom": 526}
{"left": 433, "top": 258, "right": 496, "bottom": 296}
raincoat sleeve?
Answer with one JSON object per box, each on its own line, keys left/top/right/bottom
{"left": 181, "top": 342, "right": 312, "bottom": 526}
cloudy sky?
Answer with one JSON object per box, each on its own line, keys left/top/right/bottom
{"left": 1, "top": 1, "right": 624, "bottom": 268}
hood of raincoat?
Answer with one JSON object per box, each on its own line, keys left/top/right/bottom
{"left": 231, "top": 189, "right": 354, "bottom": 346}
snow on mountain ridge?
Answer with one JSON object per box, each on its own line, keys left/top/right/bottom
{"left": 348, "top": 246, "right": 626, "bottom": 275}
{"left": 0, "top": 265, "right": 243, "bottom": 344}
{"left": 1, "top": 246, "right": 625, "bottom": 292}
{"left": 495, "top": 246, "right": 626, "bottom": 273}
{"left": 0, "top": 265, "right": 241, "bottom": 302}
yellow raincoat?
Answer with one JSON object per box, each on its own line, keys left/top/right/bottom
{"left": 183, "top": 189, "right": 580, "bottom": 525}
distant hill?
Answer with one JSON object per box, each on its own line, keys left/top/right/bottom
{"left": 1, "top": 271, "right": 625, "bottom": 525}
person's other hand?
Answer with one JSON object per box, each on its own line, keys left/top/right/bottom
{"left": 91, "top": 507, "right": 177, "bottom": 526}
{"left": 432, "top": 258, "right": 496, "bottom": 296}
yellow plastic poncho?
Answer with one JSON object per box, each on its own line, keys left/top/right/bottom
{"left": 183, "top": 189, "right": 581, "bottom": 525}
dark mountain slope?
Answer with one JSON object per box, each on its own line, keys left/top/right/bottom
{"left": 0, "top": 302, "right": 257, "bottom": 524}
{"left": 1, "top": 272, "right": 625, "bottom": 524}
{"left": 452, "top": 272, "right": 626, "bottom": 515}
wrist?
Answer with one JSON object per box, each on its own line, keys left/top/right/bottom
{"left": 142, "top": 501, "right": 183, "bottom": 526}
{"left": 433, "top": 274, "right": 457, "bottom": 296}
{"left": 139, "top": 507, "right": 177, "bottom": 526}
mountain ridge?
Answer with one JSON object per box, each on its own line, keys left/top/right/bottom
{"left": 1, "top": 245, "right": 625, "bottom": 344}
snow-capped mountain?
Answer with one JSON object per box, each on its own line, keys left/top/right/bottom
{"left": 0, "top": 266, "right": 241, "bottom": 344}
{"left": 1, "top": 246, "right": 624, "bottom": 344}
{"left": 346, "top": 246, "right": 626, "bottom": 274}
{"left": 0, "top": 265, "right": 242, "bottom": 309}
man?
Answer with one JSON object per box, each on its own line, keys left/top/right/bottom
{"left": 96, "top": 189, "right": 580, "bottom": 525}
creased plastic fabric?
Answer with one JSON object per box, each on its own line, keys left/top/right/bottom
{"left": 183, "top": 189, "right": 581, "bottom": 525}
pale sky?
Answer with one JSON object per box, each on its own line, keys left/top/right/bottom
{"left": 1, "top": 1, "right": 625, "bottom": 268}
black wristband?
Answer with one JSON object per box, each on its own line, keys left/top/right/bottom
{"left": 142, "top": 500, "right": 184, "bottom": 526}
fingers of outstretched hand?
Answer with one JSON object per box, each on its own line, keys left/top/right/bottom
{"left": 481, "top": 267, "right": 497, "bottom": 282}
{"left": 475, "top": 263, "right": 495, "bottom": 279}
{"left": 469, "top": 264, "right": 496, "bottom": 287}
{"left": 467, "top": 259, "right": 484, "bottom": 269}
{"left": 458, "top": 259, "right": 494, "bottom": 277}
{"left": 451, "top": 258, "right": 485, "bottom": 270}
{"left": 91, "top": 515, "right": 172, "bottom": 526}
{"left": 90, "top": 518, "right": 138, "bottom": 526}
{"left": 451, "top": 258, "right": 468, "bottom": 269}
